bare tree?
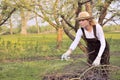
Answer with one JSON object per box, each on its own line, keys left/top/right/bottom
{"left": 0, "top": 0, "right": 119, "bottom": 52}
{"left": 98, "top": 0, "right": 114, "bottom": 26}
{"left": 9, "top": 17, "right": 13, "bottom": 35}
{"left": 20, "top": 8, "right": 28, "bottom": 35}
{"left": 15, "top": 0, "right": 119, "bottom": 52}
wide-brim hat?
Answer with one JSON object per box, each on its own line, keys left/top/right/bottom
{"left": 76, "top": 11, "right": 94, "bottom": 21}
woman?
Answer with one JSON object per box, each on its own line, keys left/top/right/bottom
{"left": 61, "top": 11, "right": 110, "bottom": 66}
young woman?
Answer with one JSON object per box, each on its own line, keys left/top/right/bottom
{"left": 61, "top": 11, "right": 110, "bottom": 66}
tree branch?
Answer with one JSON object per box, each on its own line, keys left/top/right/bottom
{"left": 98, "top": 0, "right": 114, "bottom": 26}
{"left": 53, "top": 0, "right": 60, "bottom": 27}
{"left": 61, "top": 15, "right": 75, "bottom": 30}
{"left": 0, "top": 8, "right": 16, "bottom": 26}
{"left": 74, "top": 0, "right": 92, "bottom": 32}
{"left": 80, "top": 0, "right": 92, "bottom": 5}
{"left": 61, "top": 20, "right": 87, "bottom": 53}
{"left": 103, "top": 15, "right": 115, "bottom": 26}
{"left": 112, "top": 19, "right": 120, "bottom": 25}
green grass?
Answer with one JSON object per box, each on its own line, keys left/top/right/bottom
{"left": 0, "top": 32, "right": 120, "bottom": 80}
{"left": 0, "top": 33, "right": 72, "bottom": 80}
{"left": 105, "top": 32, "right": 120, "bottom": 52}
{"left": 0, "top": 60, "right": 71, "bottom": 80}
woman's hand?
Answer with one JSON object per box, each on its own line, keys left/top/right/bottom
{"left": 61, "top": 50, "right": 72, "bottom": 60}
{"left": 92, "top": 56, "right": 101, "bottom": 66}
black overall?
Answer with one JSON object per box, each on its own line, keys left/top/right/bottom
{"left": 81, "top": 25, "right": 110, "bottom": 65}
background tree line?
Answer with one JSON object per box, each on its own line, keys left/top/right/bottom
{"left": 0, "top": 0, "right": 120, "bottom": 51}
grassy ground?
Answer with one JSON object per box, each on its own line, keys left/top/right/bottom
{"left": 0, "top": 32, "right": 120, "bottom": 80}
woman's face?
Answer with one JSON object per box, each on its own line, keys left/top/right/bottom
{"left": 79, "top": 19, "right": 89, "bottom": 28}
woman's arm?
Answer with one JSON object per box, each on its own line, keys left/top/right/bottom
{"left": 69, "top": 29, "right": 83, "bottom": 51}
{"left": 96, "top": 24, "right": 106, "bottom": 58}
{"left": 61, "top": 29, "right": 83, "bottom": 60}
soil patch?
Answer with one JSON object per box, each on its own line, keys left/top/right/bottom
{"left": 0, "top": 53, "right": 85, "bottom": 63}
{"left": 43, "top": 51, "right": 120, "bottom": 80}
{"left": 43, "top": 59, "right": 90, "bottom": 80}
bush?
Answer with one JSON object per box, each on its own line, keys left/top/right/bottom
{"left": 27, "top": 25, "right": 38, "bottom": 33}
{"left": 103, "top": 25, "right": 120, "bottom": 32}
{"left": 27, "top": 25, "right": 56, "bottom": 33}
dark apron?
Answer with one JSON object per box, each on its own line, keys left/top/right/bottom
{"left": 81, "top": 25, "right": 110, "bottom": 65}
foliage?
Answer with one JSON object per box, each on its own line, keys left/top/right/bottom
{"left": 0, "top": 31, "right": 119, "bottom": 60}
{"left": 27, "top": 25, "right": 55, "bottom": 33}
{"left": 0, "top": 26, "right": 9, "bottom": 32}
{"left": 0, "top": 26, "right": 20, "bottom": 35}
{"left": 0, "top": 0, "right": 16, "bottom": 26}
{"left": 27, "top": 25, "right": 38, "bottom": 33}
{"left": 103, "top": 25, "right": 120, "bottom": 32}
{"left": 0, "top": 26, "right": 10, "bottom": 35}
{"left": 0, "top": 34, "right": 66, "bottom": 60}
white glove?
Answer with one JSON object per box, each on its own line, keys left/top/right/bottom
{"left": 61, "top": 50, "right": 72, "bottom": 60}
{"left": 92, "top": 56, "right": 101, "bottom": 66}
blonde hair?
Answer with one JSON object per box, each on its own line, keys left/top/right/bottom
{"left": 88, "top": 18, "right": 97, "bottom": 26}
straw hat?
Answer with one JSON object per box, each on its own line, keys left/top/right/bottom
{"left": 76, "top": 11, "right": 93, "bottom": 21}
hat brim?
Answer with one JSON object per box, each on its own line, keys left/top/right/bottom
{"left": 76, "top": 16, "right": 94, "bottom": 21}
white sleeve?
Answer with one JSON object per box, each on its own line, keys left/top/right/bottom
{"left": 96, "top": 24, "right": 106, "bottom": 57}
{"left": 69, "top": 29, "right": 83, "bottom": 50}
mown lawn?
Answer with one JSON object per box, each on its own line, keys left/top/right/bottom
{"left": 0, "top": 32, "right": 120, "bottom": 80}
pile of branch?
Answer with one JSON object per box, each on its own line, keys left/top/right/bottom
{"left": 43, "top": 65, "right": 120, "bottom": 80}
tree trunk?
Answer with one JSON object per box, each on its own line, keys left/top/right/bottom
{"left": 62, "top": 21, "right": 87, "bottom": 53}
{"left": 35, "top": 14, "right": 40, "bottom": 34}
{"left": 75, "top": 2, "right": 82, "bottom": 32}
{"left": 56, "top": 27, "right": 63, "bottom": 49}
{"left": 9, "top": 18, "right": 13, "bottom": 35}
{"left": 98, "top": 0, "right": 114, "bottom": 26}
{"left": 64, "top": 27, "right": 87, "bottom": 53}
{"left": 85, "top": 2, "right": 92, "bottom": 16}
{"left": 60, "top": 1, "right": 88, "bottom": 53}
{"left": 20, "top": 9, "right": 27, "bottom": 35}
{"left": 60, "top": 2, "right": 88, "bottom": 53}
